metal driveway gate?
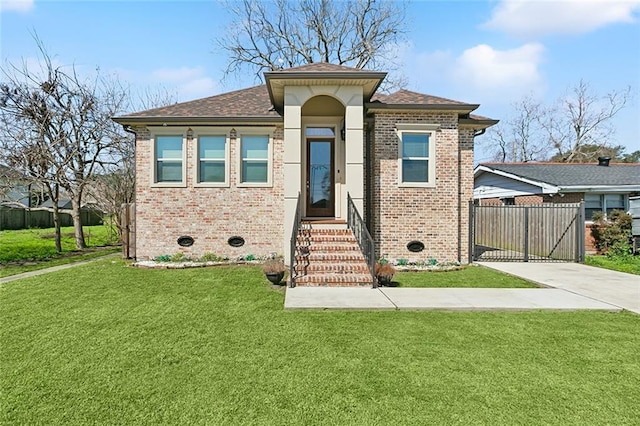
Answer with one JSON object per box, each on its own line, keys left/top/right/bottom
{"left": 469, "top": 202, "right": 585, "bottom": 262}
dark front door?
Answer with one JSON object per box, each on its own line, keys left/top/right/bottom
{"left": 306, "top": 138, "right": 334, "bottom": 217}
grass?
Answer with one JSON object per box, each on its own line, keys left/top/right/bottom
{"left": 392, "top": 265, "right": 537, "bottom": 288}
{"left": 585, "top": 255, "right": 640, "bottom": 275}
{"left": 1, "top": 260, "right": 639, "bottom": 425}
{"left": 0, "top": 224, "right": 120, "bottom": 277}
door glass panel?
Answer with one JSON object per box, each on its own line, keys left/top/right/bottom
{"left": 309, "top": 141, "right": 331, "bottom": 209}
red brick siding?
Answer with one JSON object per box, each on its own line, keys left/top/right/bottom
{"left": 372, "top": 112, "right": 473, "bottom": 263}
{"left": 134, "top": 126, "right": 284, "bottom": 260}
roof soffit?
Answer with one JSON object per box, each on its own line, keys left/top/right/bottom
{"left": 265, "top": 71, "right": 387, "bottom": 113}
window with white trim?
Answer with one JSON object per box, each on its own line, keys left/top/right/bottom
{"left": 397, "top": 128, "right": 436, "bottom": 186}
{"left": 155, "top": 135, "right": 184, "bottom": 183}
{"left": 197, "top": 135, "right": 228, "bottom": 185}
{"left": 239, "top": 134, "right": 271, "bottom": 185}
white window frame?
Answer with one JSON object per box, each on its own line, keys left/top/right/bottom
{"left": 237, "top": 129, "right": 274, "bottom": 188}
{"left": 149, "top": 127, "right": 187, "bottom": 188}
{"left": 396, "top": 123, "right": 438, "bottom": 188}
{"left": 193, "top": 129, "right": 230, "bottom": 188}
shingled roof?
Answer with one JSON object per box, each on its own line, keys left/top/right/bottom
{"left": 478, "top": 162, "right": 640, "bottom": 187}
{"left": 114, "top": 63, "right": 493, "bottom": 124}
{"left": 116, "top": 85, "right": 279, "bottom": 122}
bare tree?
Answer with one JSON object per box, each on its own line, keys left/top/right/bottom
{"left": 481, "top": 81, "right": 632, "bottom": 163}
{"left": 218, "top": 0, "right": 407, "bottom": 85}
{"left": 89, "top": 87, "right": 176, "bottom": 242}
{"left": 0, "top": 36, "right": 129, "bottom": 250}
{"left": 544, "top": 80, "right": 631, "bottom": 163}
{"left": 485, "top": 96, "right": 550, "bottom": 162}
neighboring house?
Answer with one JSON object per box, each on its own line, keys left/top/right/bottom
{"left": 0, "top": 164, "right": 33, "bottom": 207}
{"left": 474, "top": 159, "right": 640, "bottom": 217}
{"left": 113, "top": 63, "right": 496, "bottom": 275}
{"left": 474, "top": 159, "right": 640, "bottom": 251}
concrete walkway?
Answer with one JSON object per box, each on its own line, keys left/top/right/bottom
{"left": 0, "top": 253, "right": 120, "bottom": 284}
{"left": 285, "top": 262, "right": 640, "bottom": 313}
{"left": 482, "top": 262, "right": 640, "bottom": 314}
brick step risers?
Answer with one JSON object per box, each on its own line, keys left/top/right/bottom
{"left": 296, "top": 251, "right": 365, "bottom": 263}
{"left": 294, "top": 273, "right": 373, "bottom": 287}
{"left": 297, "top": 244, "right": 362, "bottom": 253}
{"left": 296, "top": 235, "right": 355, "bottom": 243}
{"left": 299, "top": 228, "right": 350, "bottom": 235}
{"left": 293, "top": 226, "right": 373, "bottom": 287}
{"left": 294, "top": 263, "right": 370, "bottom": 274}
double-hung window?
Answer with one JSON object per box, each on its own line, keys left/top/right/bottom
{"left": 240, "top": 134, "right": 270, "bottom": 185}
{"left": 397, "top": 125, "right": 437, "bottom": 187}
{"left": 197, "top": 135, "right": 228, "bottom": 186}
{"left": 155, "top": 135, "right": 184, "bottom": 184}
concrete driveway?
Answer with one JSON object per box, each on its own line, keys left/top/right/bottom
{"left": 481, "top": 262, "right": 640, "bottom": 314}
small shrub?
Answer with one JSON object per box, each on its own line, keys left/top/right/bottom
{"left": 170, "top": 252, "right": 189, "bottom": 262}
{"left": 244, "top": 254, "right": 256, "bottom": 261}
{"left": 153, "top": 254, "right": 171, "bottom": 262}
{"left": 378, "top": 257, "right": 389, "bottom": 264}
{"left": 396, "top": 258, "right": 408, "bottom": 266}
{"left": 199, "top": 253, "right": 228, "bottom": 262}
{"left": 591, "top": 209, "right": 632, "bottom": 258}
{"left": 262, "top": 259, "right": 286, "bottom": 274}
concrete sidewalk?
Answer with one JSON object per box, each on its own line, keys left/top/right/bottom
{"left": 284, "top": 262, "right": 639, "bottom": 313}
{"left": 284, "top": 286, "right": 621, "bottom": 311}
{"left": 0, "top": 253, "right": 119, "bottom": 284}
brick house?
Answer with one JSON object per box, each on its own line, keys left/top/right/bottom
{"left": 114, "top": 63, "right": 496, "bottom": 285}
{"left": 474, "top": 160, "right": 640, "bottom": 252}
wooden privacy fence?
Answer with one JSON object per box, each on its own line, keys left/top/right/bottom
{"left": 470, "top": 202, "right": 585, "bottom": 262}
{"left": 0, "top": 206, "right": 102, "bottom": 230}
{"left": 121, "top": 203, "right": 136, "bottom": 259}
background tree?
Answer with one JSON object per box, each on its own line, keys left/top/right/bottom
{"left": 218, "top": 0, "right": 407, "bottom": 87}
{"left": 0, "top": 37, "right": 129, "bottom": 250}
{"left": 485, "top": 96, "right": 549, "bottom": 162}
{"left": 545, "top": 80, "right": 631, "bottom": 163}
{"left": 89, "top": 87, "right": 176, "bottom": 242}
{"left": 482, "top": 80, "right": 632, "bottom": 163}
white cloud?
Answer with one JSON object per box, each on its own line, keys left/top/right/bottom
{"left": 0, "top": 0, "right": 34, "bottom": 13}
{"left": 453, "top": 43, "right": 546, "bottom": 99}
{"left": 483, "top": 0, "right": 640, "bottom": 38}
{"left": 403, "top": 42, "right": 546, "bottom": 105}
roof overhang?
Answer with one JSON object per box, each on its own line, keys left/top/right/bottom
{"left": 112, "top": 116, "right": 283, "bottom": 127}
{"left": 559, "top": 185, "right": 640, "bottom": 193}
{"left": 474, "top": 164, "right": 560, "bottom": 193}
{"left": 365, "top": 103, "right": 480, "bottom": 115}
{"left": 459, "top": 117, "right": 499, "bottom": 130}
{"left": 265, "top": 70, "right": 387, "bottom": 114}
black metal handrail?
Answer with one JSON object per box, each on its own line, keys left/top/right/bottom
{"left": 289, "top": 192, "right": 302, "bottom": 287}
{"left": 347, "top": 193, "right": 376, "bottom": 287}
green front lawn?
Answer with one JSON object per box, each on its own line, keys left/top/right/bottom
{"left": 393, "top": 265, "right": 537, "bottom": 288}
{"left": 1, "top": 261, "right": 638, "bottom": 424}
{"left": 585, "top": 255, "right": 640, "bottom": 275}
{"left": 0, "top": 224, "right": 119, "bottom": 277}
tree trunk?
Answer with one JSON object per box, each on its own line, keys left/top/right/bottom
{"left": 51, "top": 185, "right": 62, "bottom": 253}
{"left": 70, "top": 195, "right": 87, "bottom": 249}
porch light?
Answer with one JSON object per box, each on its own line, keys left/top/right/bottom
{"left": 230, "top": 128, "right": 237, "bottom": 139}
{"left": 340, "top": 125, "right": 345, "bottom": 140}
{"left": 186, "top": 128, "right": 194, "bottom": 140}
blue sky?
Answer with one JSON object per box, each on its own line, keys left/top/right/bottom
{"left": 1, "top": 0, "right": 639, "bottom": 162}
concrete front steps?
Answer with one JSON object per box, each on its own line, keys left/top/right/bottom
{"left": 292, "top": 222, "right": 373, "bottom": 287}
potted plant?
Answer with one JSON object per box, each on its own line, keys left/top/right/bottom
{"left": 263, "top": 259, "right": 286, "bottom": 285}
{"left": 375, "top": 261, "right": 396, "bottom": 286}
